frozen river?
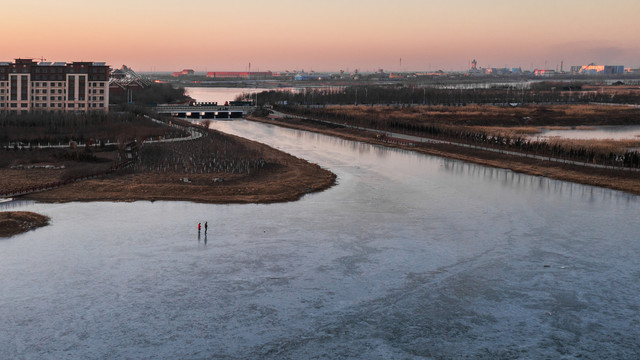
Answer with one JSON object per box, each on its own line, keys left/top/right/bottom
{"left": 537, "top": 125, "right": 640, "bottom": 141}
{"left": 2, "top": 120, "right": 640, "bottom": 359}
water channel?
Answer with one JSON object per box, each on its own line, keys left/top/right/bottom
{"left": 537, "top": 125, "right": 640, "bottom": 141}
{"left": 2, "top": 117, "right": 640, "bottom": 358}
{"left": 2, "top": 87, "right": 640, "bottom": 358}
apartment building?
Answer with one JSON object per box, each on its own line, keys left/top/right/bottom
{"left": 0, "top": 59, "right": 110, "bottom": 113}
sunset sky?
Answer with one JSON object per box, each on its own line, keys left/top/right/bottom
{"left": 2, "top": 0, "right": 639, "bottom": 72}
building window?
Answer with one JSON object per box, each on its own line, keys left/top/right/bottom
{"left": 68, "top": 104, "right": 74, "bottom": 108}
{"left": 21, "top": 103, "right": 28, "bottom": 108}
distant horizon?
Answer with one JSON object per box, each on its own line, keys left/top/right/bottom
{"left": 3, "top": 59, "right": 637, "bottom": 74}
{"left": 132, "top": 61, "right": 635, "bottom": 74}
{"left": 3, "top": 0, "right": 638, "bottom": 73}
{"left": 3, "top": 59, "right": 631, "bottom": 74}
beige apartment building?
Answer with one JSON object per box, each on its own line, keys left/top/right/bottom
{"left": 0, "top": 59, "right": 110, "bottom": 113}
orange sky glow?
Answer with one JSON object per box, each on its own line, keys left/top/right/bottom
{"left": 2, "top": 0, "right": 639, "bottom": 72}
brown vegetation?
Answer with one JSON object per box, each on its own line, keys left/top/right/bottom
{"left": 0, "top": 211, "right": 50, "bottom": 238}
{"left": 25, "top": 131, "right": 336, "bottom": 204}
{"left": 318, "top": 104, "right": 640, "bottom": 127}
{"left": 0, "top": 112, "right": 183, "bottom": 146}
{"left": 1, "top": 117, "right": 336, "bottom": 203}
{"left": 248, "top": 113, "right": 640, "bottom": 196}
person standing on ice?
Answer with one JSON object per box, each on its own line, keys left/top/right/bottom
{"left": 204, "top": 222, "right": 208, "bottom": 234}
{"left": 198, "top": 223, "right": 201, "bottom": 233}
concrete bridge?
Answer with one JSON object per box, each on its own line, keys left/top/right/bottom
{"left": 152, "top": 104, "right": 256, "bottom": 119}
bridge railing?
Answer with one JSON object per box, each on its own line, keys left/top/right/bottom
{"left": 152, "top": 105, "right": 255, "bottom": 113}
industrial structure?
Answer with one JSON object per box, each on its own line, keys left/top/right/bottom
{"left": 172, "top": 69, "right": 195, "bottom": 77}
{"left": 206, "top": 71, "right": 273, "bottom": 79}
{"left": 570, "top": 64, "right": 625, "bottom": 75}
{"left": 0, "top": 59, "right": 109, "bottom": 113}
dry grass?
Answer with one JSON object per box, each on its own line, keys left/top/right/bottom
{"left": 463, "top": 126, "right": 542, "bottom": 137}
{"left": 547, "top": 138, "right": 640, "bottom": 154}
{"left": 0, "top": 211, "right": 50, "bottom": 237}
{"left": 321, "top": 104, "right": 640, "bottom": 127}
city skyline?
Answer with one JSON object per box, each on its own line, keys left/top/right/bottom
{"left": 2, "top": 0, "right": 639, "bottom": 72}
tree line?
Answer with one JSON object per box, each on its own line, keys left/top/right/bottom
{"left": 241, "top": 84, "right": 640, "bottom": 106}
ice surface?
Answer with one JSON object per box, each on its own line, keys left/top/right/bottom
{"left": 1, "top": 120, "right": 639, "bottom": 359}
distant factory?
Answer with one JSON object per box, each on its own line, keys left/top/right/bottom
{"left": 206, "top": 71, "right": 273, "bottom": 79}
{"left": 172, "top": 69, "right": 195, "bottom": 77}
{"left": 570, "top": 64, "right": 625, "bottom": 75}
{"left": 466, "top": 59, "right": 633, "bottom": 77}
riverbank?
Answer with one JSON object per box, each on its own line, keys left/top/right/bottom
{"left": 23, "top": 153, "right": 336, "bottom": 204}
{"left": 3, "top": 122, "right": 336, "bottom": 204}
{"left": 0, "top": 211, "right": 50, "bottom": 238}
{"left": 246, "top": 115, "right": 640, "bottom": 196}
